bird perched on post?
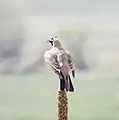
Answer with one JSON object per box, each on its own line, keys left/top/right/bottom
{"left": 44, "top": 36, "right": 75, "bottom": 92}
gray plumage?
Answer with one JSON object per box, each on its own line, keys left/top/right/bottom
{"left": 44, "top": 37, "right": 75, "bottom": 92}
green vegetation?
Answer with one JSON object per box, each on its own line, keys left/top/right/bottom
{"left": 0, "top": 73, "right": 118, "bottom": 120}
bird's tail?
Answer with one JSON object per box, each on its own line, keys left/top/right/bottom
{"left": 59, "top": 71, "right": 74, "bottom": 92}
{"left": 65, "top": 75, "right": 74, "bottom": 92}
{"left": 67, "top": 75, "right": 74, "bottom": 92}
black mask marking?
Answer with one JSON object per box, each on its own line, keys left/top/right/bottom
{"left": 49, "top": 40, "right": 53, "bottom": 46}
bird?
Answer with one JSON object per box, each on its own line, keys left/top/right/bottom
{"left": 44, "top": 36, "right": 75, "bottom": 92}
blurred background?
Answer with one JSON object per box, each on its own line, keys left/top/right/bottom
{"left": 0, "top": 0, "right": 119, "bottom": 120}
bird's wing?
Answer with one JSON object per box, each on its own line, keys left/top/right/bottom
{"left": 44, "top": 50, "right": 61, "bottom": 74}
{"left": 65, "top": 50, "right": 75, "bottom": 70}
{"left": 65, "top": 50, "right": 75, "bottom": 78}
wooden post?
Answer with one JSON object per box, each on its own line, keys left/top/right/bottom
{"left": 57, "top": 91, "right": 68, "bottom": 120}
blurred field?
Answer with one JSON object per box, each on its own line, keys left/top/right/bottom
{"left": 1, "top": 0, "right": 119, "bottom": 120}
{"left": 0, "top": 73, "right": 119, "bottom": 120}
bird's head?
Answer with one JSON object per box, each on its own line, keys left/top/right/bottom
{"left": 48, "top": 37, "right": 54, "bottom": 46}
{"left": 48, "top": 36, "right": 62, "bottom": 48}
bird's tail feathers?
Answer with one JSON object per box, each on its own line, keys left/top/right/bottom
{"left": 68, "top": 75, "right": 74, "bottom": 92}
{"left": 65, "top": 75, "right": 74, "bottom": 92}
{"left": 59, "top": 71, "right": 75, "bottom": 92}
{"left": 65, "top": 75, "right": 69, "bottom": 92}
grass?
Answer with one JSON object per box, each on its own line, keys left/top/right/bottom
{"left": 0, "top": 72, "right": 119, "bottom": 120}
